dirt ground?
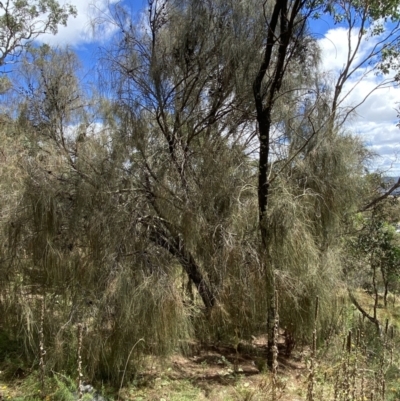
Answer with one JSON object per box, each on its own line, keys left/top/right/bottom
{"left": 118, "top": 336, "right": 309, "bottom": 401}
{"left": 0, "top": 335, "right": 311, "bottom": 401}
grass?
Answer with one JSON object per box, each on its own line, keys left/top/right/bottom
{"left": 3, "top": 291, "right": 400, "bottom": 400}
{"left": 119, "top": 374, "right": 287, "bottom": 401}
{"left": 0, "top": 344, "right": 308, "bottom": 401}
{"left": 0, "top": 338, "right": 303, "bottom": 401}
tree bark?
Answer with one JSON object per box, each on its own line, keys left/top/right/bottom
{"left": 253, "top": 0, "right": 303, "bottom": 369}
{"left": 348, "top": 290, "right": 381, "bottom": 334}
{"left": 149, "top": 226, "right": 215, "bottom": 310}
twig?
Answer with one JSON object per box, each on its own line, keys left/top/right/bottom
{"left": 118, "top": 338, "right": 144, "bottom": 401}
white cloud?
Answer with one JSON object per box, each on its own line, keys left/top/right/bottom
{"left": 32, "top": 4, "right": 400, "bottom": 175}
{"left": 340, "top": 77, "right": 399, "bottom": 123}
{"left": 318, "top": 26, "right": 400, "bottom": 175}
{"left": 36, "top": 0, "right": 120, "bottom": 47}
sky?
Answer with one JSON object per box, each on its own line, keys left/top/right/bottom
{"left": 316, "top": 22, "right": 400, "bottom": 175}
{"left": 35, "top": 0, "right": 400, "bottom": 175}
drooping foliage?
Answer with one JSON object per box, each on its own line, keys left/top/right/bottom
{"left": 0, "top": 0, "right": 398, "bottom": 386}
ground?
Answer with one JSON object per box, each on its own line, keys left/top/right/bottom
{"left": 0, "top": 336, "right": 309, "bottom": 401}
{"left": 2, "top": 290, "right": 399, "bottom": 400}
{"left": 117, "top": 337, "right": 308, "bottom": 401}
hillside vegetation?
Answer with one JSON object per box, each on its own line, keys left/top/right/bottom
{"left": 1, "top": 0, "right": 400, "bottom": 400}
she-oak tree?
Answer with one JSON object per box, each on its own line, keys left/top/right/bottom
{"left": 251, "top": 0, "right": 400, "bottom": 365}
{"left": 2, "top": 0, "right": 400, "bottom": 381}
{"left": 98, "top": 0, "right": 400, "bottom": 367}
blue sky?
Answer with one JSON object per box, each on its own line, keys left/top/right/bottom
{"left": 35, "top": 0, "right": 400, "bottom": 175}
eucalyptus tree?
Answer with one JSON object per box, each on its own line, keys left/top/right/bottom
{"left": 0, "top": 0, "right": 76, "bottom": 67}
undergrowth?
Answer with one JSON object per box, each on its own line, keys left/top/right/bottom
{"left": 1, "top": 292, "right": 400, "bottom": 400}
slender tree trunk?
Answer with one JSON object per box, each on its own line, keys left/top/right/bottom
{"left": 380, "top": 263, "right": 389, "bottom": 307}
{"left": 348, "top": 290, "right": 381, "bottom": 334}
{"left": 382, "top": 272, "right": 389, "bottom": 308}
{"left": 149, "top": 227, "right": 215, "bottom": 309}
{"left": 372, "top": 256, "right": 379, "bottom": 321}
{"left": 142, "top": 179, "right": 216, "bottom": 310}
{"left": 252, "top": 0, "right": 281, "bottom": 368}
{"left": 253, "top": 0, "right": 302, "bottom": 368}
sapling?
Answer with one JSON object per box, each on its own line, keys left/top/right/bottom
{"left": 306, "top": 296, "right": 318, "bottom": 401}
{"left": 271, "top": 290, "right": 279, "bottom": 401}
{"left": 77, "top": 323, "right": 83, "bottom": 401}
{"left": 39, "top": 296, "right": 46, "bottom": 398}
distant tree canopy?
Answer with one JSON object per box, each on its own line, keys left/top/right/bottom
{"left": 0, "top": 0, "right": 76, "bottom": 66}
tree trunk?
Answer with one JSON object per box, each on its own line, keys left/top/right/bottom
{"left": 253, "top": 0, "right": 303, "bottom": 368}
{"left": 149, "top": 227, "right": 215, "bottom": 309}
